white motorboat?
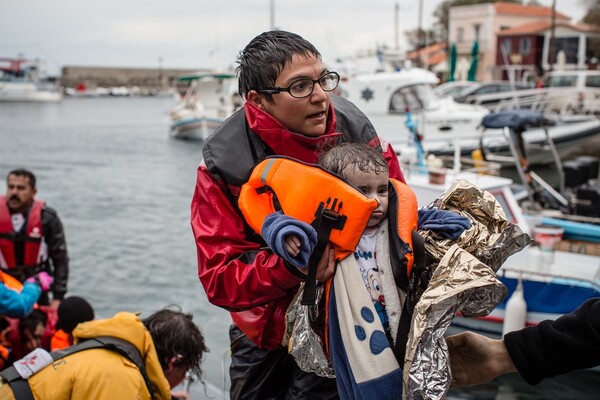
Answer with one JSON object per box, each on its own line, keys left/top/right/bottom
{"left": 338, "top": 68, "right": 491, "bottom": 148}
{"left": 0, "top": 57, "right": 62, "bottom": 102}
{"left": 169, "top": 72, "right": 243, "bottom": 141}
{"left": 401, "top": 111, "right": 600, "bottom": 337}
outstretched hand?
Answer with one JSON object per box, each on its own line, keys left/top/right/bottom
{"left": 446, "top": 331, "right": 516, "bottom": 387}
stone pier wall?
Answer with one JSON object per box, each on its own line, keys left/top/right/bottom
{"left": 60, "top": 66, "right": 211, "bottom": 89}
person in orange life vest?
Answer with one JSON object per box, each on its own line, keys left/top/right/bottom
{"left": 264, "top": 144, "right": 400, "bottom": 341}
{"left": 268, "top": 143, "right": 471, "bottom": 335}
{"left": 191, "top": 30, "right": 406, "bottom": 400}
{"left": 264, "top": 143, "right": 470, "bottom": 399}
{"left": 50, "top": 296, "right": 95, "bottom": 351}
{"left": 0, "top": 169, "right": 69, "bottom": 309}
{"left": 0, "top": 271, "right": 52, "bottom": 369}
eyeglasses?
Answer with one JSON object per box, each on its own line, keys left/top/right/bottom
{"left": 256, "top": 71, "right": 340, "bottom": 99}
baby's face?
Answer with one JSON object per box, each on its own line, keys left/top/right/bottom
{"left": 346, "top": 166, "right": 389, "bottom": 228}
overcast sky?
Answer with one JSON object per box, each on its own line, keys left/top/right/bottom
{"left": 0, "top": 0, "right": 586, "bottom": 75}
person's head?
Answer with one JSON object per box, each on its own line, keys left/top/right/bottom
{"left": 19, "top": 309, "right": 47, "bottom": 354}
{"left": 318, "top": 143, "right": 389, "bottom": 228}
{"left": 56, "top": 296, "right": 95, "bottom": 334}
{"left": 237, "top": 30, "right": 340, "bottom": 137}
{"left": 6, "top": 169, "right": 37, "bottom": 213}
{"left": 142, "top": 307, "right": 208, "bottom": 389}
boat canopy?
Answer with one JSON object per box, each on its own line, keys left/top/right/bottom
{"left": 481, "top": 109, "right": 554, "bottom": 131}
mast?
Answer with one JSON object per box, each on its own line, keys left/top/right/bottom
{"left": 549, "top": 0, "right": 556, "bottom": 72}
{"left": 395, "top": 3, "right": 400, "bottom": 51}
{"left": 270, "top": 0, "right": 275, "bottom": 30}
{"left": 417, "top": 0, "right": 423, "bottom": 67}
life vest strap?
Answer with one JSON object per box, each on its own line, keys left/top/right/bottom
{"left": 301, "top": 200, "right": 346, "bottom": 306}
{"left": 393, "top": 230, "right": 427, "bottom": 363}
{"left": 0, "top": 232, "right": 42, "bottom": 243}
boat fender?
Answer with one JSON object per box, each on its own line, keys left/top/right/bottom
{"left": 502, "top": 278, "right": 527, "bottom": 336}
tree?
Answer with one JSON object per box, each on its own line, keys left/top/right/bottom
{"left": 581, "top": 0, "right": 600, "bottom": 26}
{"left": 581, "top": 0, "right": 600, "bottom": 63}
{"left": 405, "top": 28, "right": 438, "bottom": 50}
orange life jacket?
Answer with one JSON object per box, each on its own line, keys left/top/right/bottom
{"left": 50, "top": 329, "right": 72, "bottom": 351}
{"left": 388, "top": 178, "right": 418, "bottom": 282}
{"left": 0, "top": 271, "right": 24, "bottom": 292}
{"left": 239, "top": 157, "right": 419, "bottom": 279}
{"left": 0, "top": 197, "right": 45, "bottom": 269}
{"left": 0, "top": 344, "right": 8, "bottom": 370}
{"left": 239, "top": 157, "right": 378, "bottom": 261}
{"left": 239, "top": 157, "right": 422, "bottom": 359}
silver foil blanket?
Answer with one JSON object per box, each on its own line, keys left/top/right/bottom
{"left": 282, "top": 283, "right": 335, "bottom": 378}
{"left": 403, "top": 179, "right": 531, "bottom": 400}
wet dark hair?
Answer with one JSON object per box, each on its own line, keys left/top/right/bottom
{"left": 18, "top": 309, "right": 47, "bottom": 339}
{"left": 8, "top": 169, "right": 36, "bottom": 189}
{"left": 236, "top": 30, "right": 321, "bottom": 102}
{"left": 142, "top": 306, "right": 208, "bottom": 383}
{"left": 317, "top": 142, "right": 388, "bottom": 180}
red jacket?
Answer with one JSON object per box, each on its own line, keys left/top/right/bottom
{"left": 191, "top": 96, "right": 404, "bottom": 349}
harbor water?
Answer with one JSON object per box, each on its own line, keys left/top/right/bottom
{"left": 1, "top": 97, "right": 598, "bottom": 399}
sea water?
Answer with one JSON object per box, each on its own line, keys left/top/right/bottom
{"left": 1, "top": 97, "right": 598, "bottom": 399}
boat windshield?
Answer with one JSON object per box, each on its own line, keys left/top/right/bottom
{"left": 389, "top": 84, "right": 436, "bottom": 114}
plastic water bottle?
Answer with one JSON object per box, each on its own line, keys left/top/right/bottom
{"left": 502, "top": 279, "right": 527, "bottom": 336}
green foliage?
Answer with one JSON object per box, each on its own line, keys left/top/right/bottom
{"left": 582, "top": 0, "right": 600, "bottom": 26}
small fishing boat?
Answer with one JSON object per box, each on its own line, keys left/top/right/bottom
{"left": 169, "top": 72, "right": 242, "bottom": 141}
{"left": 0, "top": 57, "right": 62, "bottom": 102}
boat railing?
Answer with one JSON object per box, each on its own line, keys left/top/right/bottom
{"left": 436, "top": 154, "right": 502, "bottom": 176}
{"left": 471, "top": 87, "right": 594, "bottom": 117}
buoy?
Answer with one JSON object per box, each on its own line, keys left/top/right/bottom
{"left": 471, "top": 149, "right": 485, "bottom": 174}
{"left": 502, "top": 278, "right": 527, "bottom": 336}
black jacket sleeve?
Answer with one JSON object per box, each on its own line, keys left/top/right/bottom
{"left": 504, "top": 298, "right": 600, "bottom": 384}
{"left": 42, "top": 206, "right": 69, "bottom": 300}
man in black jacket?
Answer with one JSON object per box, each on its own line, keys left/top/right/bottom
{"left": 0, "top": 169, "right": 69, "bottom": 308}
{"left": 447, "top": 298, "right": 600, "bottom": 385}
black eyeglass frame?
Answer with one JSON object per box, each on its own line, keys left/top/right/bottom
{"left": 256, "top": 71, "right": 340, "bottom": 98}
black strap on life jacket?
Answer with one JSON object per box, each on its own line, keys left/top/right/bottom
{"left": 0, "top": 336, "right": 153, "bottom": 400}
{"left": 393, "top": 230, "right": 427, "bottom": 363}
{"left": 301, "top": 198, "right": 347, "bottom": 305}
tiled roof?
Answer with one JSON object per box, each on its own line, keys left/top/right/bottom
{"left": 406, "top": 42, "right": 447, "bottom": 66}
{"left": 406, "top": 42, "right": 446, "bottom": 58}
{"left": 498, "top": 21, "right": 600, "bottom": 36}
{"left": 427, "top": 51, "right": 447, "bottom": 66}
{"left": 495, "top": 2, "right": 570, "bottom": 20}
